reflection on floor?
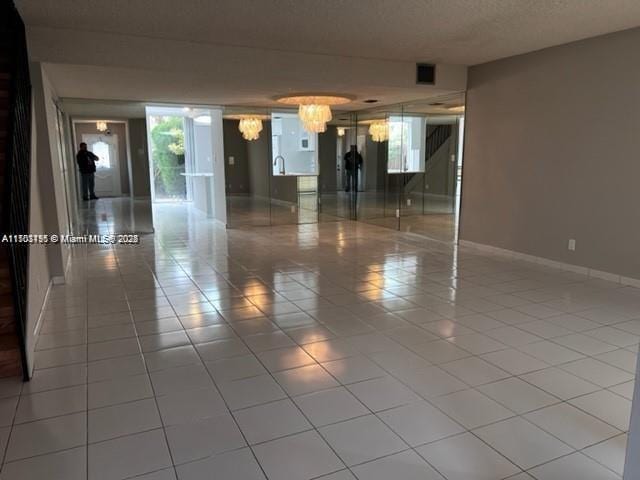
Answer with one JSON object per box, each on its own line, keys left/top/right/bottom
{"left": 2, "top": 202, "right": 635, "bottom": 479}
{"left": 78, "top": 196, "right": 154, "bottom": 234}
{"left": 228, "top": 192, "right": 457, "bottom": 242}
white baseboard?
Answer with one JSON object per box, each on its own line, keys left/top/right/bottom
{"left": 459, "top": 239, "right": 640, "bottom": 288}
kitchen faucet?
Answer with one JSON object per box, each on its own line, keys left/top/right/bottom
{"left": 273, "top": 155, "right": 285, "bottom": 175}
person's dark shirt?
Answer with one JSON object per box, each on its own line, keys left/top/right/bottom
{"left": 344, "top": 150, "right": 363, "bottom": 171}
{"left": 76, "top": 150, "right": 98, "bottom": 174}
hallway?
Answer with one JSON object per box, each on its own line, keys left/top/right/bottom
{"left": 1, "top": 202, "right": 636, "bottom": 479}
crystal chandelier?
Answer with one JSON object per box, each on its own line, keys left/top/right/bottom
{"left": 276, "top": 95, "right": 353, "bottom": 133}
{"left": 96, "top": 121, "right": 108, "bottom": 132}
{"left": 369, "top": 120, "right": 389, "bottom": 142}
{"left": 238, "top": 117, "right": 263, "bottom": 141}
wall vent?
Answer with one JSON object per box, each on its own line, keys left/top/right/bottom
{"left": 416, "top": 63, "right": 435, "bottom": 85}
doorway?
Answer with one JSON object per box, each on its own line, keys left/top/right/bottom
{"left": 81, "top": 133, "right": 122, "bottom": 197}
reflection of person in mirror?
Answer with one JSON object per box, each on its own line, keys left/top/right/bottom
{"left": 76, "top": 142, "right": 100, "bottom": 201}
{"left": 344, "top": 146, "right": 363, "bottom": 192}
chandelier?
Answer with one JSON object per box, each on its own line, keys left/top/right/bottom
{"left": 369, "top": 120, "right": 389, "bottom": 142}
{"left": 96, "top": 121, "right": 108, "bottom": 132}
{"left": 238, "top": 117, "right": 263, "bottom": 141}
{"left": 275, "top": 94, "right": 353, "bottom": 133}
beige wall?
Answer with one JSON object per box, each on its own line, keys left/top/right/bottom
{"left": 128, "top": 118, "right": 151, "bottom": 197}
{"left": 460, "top": 27, "right": 640, "bottom": 280}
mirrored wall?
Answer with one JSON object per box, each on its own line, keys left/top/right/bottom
{"left": 222, "top": 93, "right": 465, "bottom": 242}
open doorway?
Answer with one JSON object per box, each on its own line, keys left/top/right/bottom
{"left": 145, "top": 105, "right": 226, "bottom": 227}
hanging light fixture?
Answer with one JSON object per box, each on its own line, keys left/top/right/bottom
{"left": 275, "top": 94, "right": 353, "bottom": 133}
{"left": 238, "top": 117, "right": 264, "bottom": 141}
{"left": 224, "top": 114, "right": 269, "bottom": 141}
{"left": 337, "top": 127, "right": 346, "bottom": 137}
{"left": 368, "top": 120, "right": 389, "bottom": 142}
{"left": 96, "top": 121, "right": 108, "bottom": 132}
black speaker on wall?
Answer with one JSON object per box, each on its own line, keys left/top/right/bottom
{"left": 416, "top": 63, "right": 435, "bottom": 85}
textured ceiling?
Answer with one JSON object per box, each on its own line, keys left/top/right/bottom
{"left": 16, "top": 0, "right": 640, "bottom": 65}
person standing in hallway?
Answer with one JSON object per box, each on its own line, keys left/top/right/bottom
{"left": 344, "top": 145, "right": 363, "bottom": 192}
{"left": 76, "top": 142, "right": 99, "bottom": 201}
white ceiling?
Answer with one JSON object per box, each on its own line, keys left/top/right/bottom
{"left": 16, "top": 0, "right": 640, "bottom": 65}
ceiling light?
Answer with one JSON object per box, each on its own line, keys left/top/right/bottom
{"left": 238, "top": 117, "right": 263, "bottom": 141}
{"left": 96, "top": 121, "right": 108, "bottom": 132}
{"left": 337, "top": 127, "right": 346, "bottom": 137}
{"left": 368, "top": 120, "right": 389, "bottom": 142}
{"left": 276, "top": 95, "right": 352, "bottom": 133}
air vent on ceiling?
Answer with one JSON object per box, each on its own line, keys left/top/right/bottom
{"left": 416, "top": 63, "right": 435, "bottom": 85}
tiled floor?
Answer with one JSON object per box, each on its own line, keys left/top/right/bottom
{"left": 1, "top": 200, "right": 637, "bottom": 479}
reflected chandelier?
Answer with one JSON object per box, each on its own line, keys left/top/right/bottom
{"left": 238, "top": 117, "right": 263, "bottom": 141}
{"left": 369, "top": 120, "right": 389, "bottom": 142}
{"left": 275, "top": 95, "right": 353, "bottom": 133}
{"left": 96, "top": 121, "right": 108, "bottom": 132}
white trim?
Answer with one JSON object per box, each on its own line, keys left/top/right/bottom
{"left": 32, "top": 279, "right": 53, "bottom": 343}
{"left": 459, "top": 239, "right": 640, "bottom": 286}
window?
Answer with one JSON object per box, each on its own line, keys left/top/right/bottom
{"left": 91, "top": 140, "right": 111, "bottom": 169}
{"left": 387, "top": 115, "right": 426, "bottom": 173}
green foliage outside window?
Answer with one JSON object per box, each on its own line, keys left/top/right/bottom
{"left": 150, "top": 117, "right": 185, "bottom": 196}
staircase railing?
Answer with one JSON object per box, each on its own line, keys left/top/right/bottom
{"left": 1, "top": 1, "right": 31, "bottom": 379}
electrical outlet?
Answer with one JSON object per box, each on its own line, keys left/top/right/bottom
{"left": 568, "top": 239, "right": 576, "bottom": 251}
{"left": 290, "top": 206, "right": 296, "bottom": 213}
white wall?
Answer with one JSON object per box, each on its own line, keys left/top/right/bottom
{"left": 30, "top": 62, "right": 69, "bottom": 278}
{"left": 25, "top": 101, "right": 50, "bottom": 376}
{"left": 24, "top": 26, "right": 467, "bottom": 107}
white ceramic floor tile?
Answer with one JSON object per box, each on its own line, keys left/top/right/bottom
{"left": 473, "top": 417, "right": 574, "bottom": 470}
{"left": 560, "top": 358, "right": 634, "bottom": 387}
{"left": 477, "top": 377, "right": 559, "bottom": 414}
{"left": 219, "top": 374, "right": 287, "bottom": 410}
{"left": 322, "top": 355, "right": 387, "bottom": 384}
{"left": 583, "top": 434, "right": 627, "bottom": 476}
{"left": 274, "top": 364, "right": 339, "bottom": 396}
{"left": 234, "top": 398, "right": 311, "bottom": 444}
{"left": 417, "top": 432, "right": 520, "bottom": 480}
{"left": 440, "top": 357, "right": 511, "bottom": 386}
{"left": 431, "top": 388, "right": 514, "bottom": 429}
{"left": 351, "top": 450, "right": 445, "bottom": 480}
{"left": 253, "top": 430, "right": 345, "bottom": 480}
{"left": 6, "top": 412, "right": 87, "bottom": 461}
{"left": 319, "top": 414, "right": 407, "bottom": 466}
{"left": 156, "top": 387, "right": 228, "bottom": 426}
{"left": 569, "top": 390, "right": 632, "bottom": 431}
{"left": 524, "top": 403, "right": 620, "bottom": 449}
{"left": 88, "top": 429, "right": 172, "bottom": 480}
{"left": 347, "top": 376, "right": 421, "bottom": 411}
{"left": 528, "top": 452, "right": 621, "bottom": 480}
{"left": 165, "top": 413, "right": 246, "bottom": 464}
{"left": 520, "top": 367, "right": 601, "bottom": 400}
{"left": 15, "top": 385, "right": 86, "bottom": 423}
{"left": 378, "top": 400, "right": 465, "bottom": 446}
{"left": 176, "top": 448, "right": 265, "bottom": 480}
{"left": 294, "top": 387, "right": 369, "bottom": 427}
{"left": 88, "top": 398, "right": 161, "bottom": 443}
{"left": 0, "top": 446, "right": 86, "bottom": 480}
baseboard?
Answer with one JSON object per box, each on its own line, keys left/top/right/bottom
{"left": 459, "top": 239, "right": 640, "bottom": 288}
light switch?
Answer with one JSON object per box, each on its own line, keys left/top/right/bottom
{"left": 228, "top": 156, "right": 235, "bottom": 165}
